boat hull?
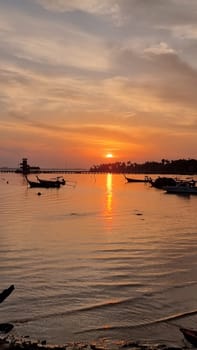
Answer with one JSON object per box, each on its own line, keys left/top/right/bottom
{"left": 150, "top": 177, "right": 177, "bottom": 189}
{"left": 180, "top": 327, "right": 197, "bottom": 346}
{"left": 0, "top": 323, "right": 14, "bottom": 334}
{"left": 25, "top": 176, "right": 60, "bottom": 188}
{"left": 124, "top": 175, "right": 150, "bottom": 183}
{"left": 165, "top": 188, "right": 197, "bottom": 194}
{"left": 36, "top": 176, "right": 65, "bottom": 186}
{"left": 164, "top": 180, "right": 197, "bottom": 194}
{"left": 28, "top": 181, "right": 60, "bottom": 188}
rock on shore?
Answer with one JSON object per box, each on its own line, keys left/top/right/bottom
{"left": 0, "top": 335, "right": 189, "bottom": 350}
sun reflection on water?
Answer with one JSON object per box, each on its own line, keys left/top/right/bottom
{"left": 106, "top": 173, "right": 112, "bottom": 217}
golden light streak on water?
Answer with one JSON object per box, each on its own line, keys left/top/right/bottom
{"left": 106, "top": 173, "right": 112, "bottom": 215}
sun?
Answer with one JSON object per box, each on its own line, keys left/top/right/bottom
{"left": 105, "top": 153, "right": 113, "bottom": 159}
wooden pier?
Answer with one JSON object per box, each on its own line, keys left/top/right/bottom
{"left": 0, "top": 168, "right": 90, "bottom": 174}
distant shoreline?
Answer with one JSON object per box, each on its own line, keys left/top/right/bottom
{"left": 0, "top": 168, "right": 196, "bottom": 175}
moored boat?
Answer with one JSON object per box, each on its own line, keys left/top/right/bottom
{"left": 0, "top": 285, "right": 14, "bottom": 304}
{"left": 0, "top": 285, "right": 15, "bottom": 335}
{"left": 180, "top": 327, "right": 197, "bottom": 346}
{"left": 0, "top": 323, "right": 14, "bottom": 334}
{"left": 36, "top": 176, "right": 65, "bottom": 186}
{"left": 164, "top": 179, "right": 197, "bottom": 195}
{"left": 124, "top": 175, "right": 151, "bottom": 183}
{"left": 150, "top": 176, "right": 177, "bottom": 189}
{"left": 25, "top": 176, "right": 61, "bottom": 188}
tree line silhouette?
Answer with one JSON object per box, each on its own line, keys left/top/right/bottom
{"left": 89, "top": 158, "right": 197, "bottom": 174}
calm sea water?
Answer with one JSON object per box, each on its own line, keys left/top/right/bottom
{"left": 1, "top": 173, "right": 197, "bottom": 347}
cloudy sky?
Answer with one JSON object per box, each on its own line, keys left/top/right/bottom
{"left": 1, "top": 0, "right": 197, "bottom": 168}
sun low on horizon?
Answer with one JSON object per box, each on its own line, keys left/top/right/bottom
{"left": 105, "top": 153, "right": 114, "bottom": 159}
{"left": 0, "top": 0, "right": 197, "bottom": 168}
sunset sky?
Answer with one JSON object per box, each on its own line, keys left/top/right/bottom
{"left": 1, "top": 0, "right": 197, "bottom": 169}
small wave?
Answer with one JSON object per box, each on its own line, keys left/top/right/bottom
{"left": 11, "top": 280, "right": 197, "bottom": 327}
{"left": 75, "top": 309, "right": 197, "bottom": 334}
{"left": 10, "top": 297, "right": 141, "bottom": 325}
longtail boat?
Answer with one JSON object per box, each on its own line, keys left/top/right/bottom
{"left": 36, "top": 175, "right": 65, "bottom": 186}
{"left": 124, "top": 175, "right": 151, "bottom": 183}
{"left": 25, "top": 176, "right": 60, "bottom": 188}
